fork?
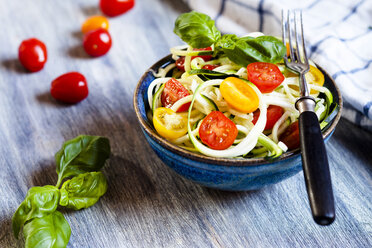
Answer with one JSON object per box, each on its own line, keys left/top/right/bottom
{"left": 282, "top": 10, "right": 335, "bottom": 225}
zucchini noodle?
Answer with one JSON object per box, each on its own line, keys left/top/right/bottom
{"left": 151, "top": 63, "right": 176, "bottom": 78}
{"left": 270, "top": 111, "right": 291, "bottom": 143}
{"left": 148, "top": 78, "right": 171, "bottom": 109}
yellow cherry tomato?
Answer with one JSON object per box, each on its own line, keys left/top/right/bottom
{"left": 306, "top": 65, "right": 325, "bottom": 94}
{"left": 220, "top": 77, "right": 259, "bottom": 113}
{"left": 81, "top": 16, "right": 109, "bottom": 34}
{"left": 153, "top": 107, "right": 188, "bottom": 140}
{"left": 288, "top": 65, "right": 325, "bottom": 95}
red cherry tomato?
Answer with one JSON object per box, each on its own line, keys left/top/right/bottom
{"left": 175, "top": 47, "right": 213, "bottom": 71}
{"left": 100, "top": 0, "right": 135, "bottom": 17}
{"left": 83, "top": 28, "right": 112, "bottom": 57}
{"left": 279, "top": 121, "right": 300, "bottom": 150}
{"left": 194, "top": 47, "right": 213, "bottom": 61}
{"left": 247, "top": 62, "right": 284, "bottom": 93}
{"left": 252, "top": 105, "right": 284, "bottom": 130}
{"left": 175, "top": 57, "right": 186, "bottom": 71}
{"left": 51, "top": 72, "right": 89, "bottom": 104}
{"left": 18, "top": 38, "right": 47, "bottom": 72}
{"left": 161, "top": 78, "right": 190, "bottom": 112}
{"left": 202, "top": 64, "right": 219, "bottom": 70}
{"left": 199, "top": 111, "right": 238, "bottom": 150}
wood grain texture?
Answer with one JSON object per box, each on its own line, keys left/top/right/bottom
{"left": 0, "top": 0, "right": 371, "bottom": 247}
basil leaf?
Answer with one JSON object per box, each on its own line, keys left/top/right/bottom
{"left": 23, "top": 211, "right": 71, "bottom": 248}
{"left": 216, "top": 35, "right": 286, "bottom": 66}
{"left": 12, "top": 186, "right": 60, "bottom": 239}
{"left": 59, "top": 172, "right": 108, "bottom": 210}
{"left": 55, "top": 135, "right": 110, "bottom": 187}
{"left": 174, "top": 11, "right": 221, "bottom": 48}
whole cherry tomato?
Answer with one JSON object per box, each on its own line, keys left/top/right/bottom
{"left": 279, "top": 121, "right": 300, "bottom": 150}
{"left": 175, "top": 47, "right": 213, "bottom": 71}
{"left": 83, "top": 28, "right": 112, "bottom": 57}
{"left": 51, "top": 72, "right": 89, "bottom": 103}
{"left": 100, "top": 0, "right": 135, "bottom": 17}
{"left": 199, "top": 111, "right": 238, "bottom": 150}
{"left": 161, "top": 78, "right": 190, "bottom": 112}
{"left": 247, "top": 62, "right": 284, "bottom": 93}
{"left": 252, "top": 105, "right": 284, "bottom": 130}
{"left": 18, "top": 38, "right": 47, "bottom": 72}
{"left": 81, "top": 16, "right": 109, "bottom": 34}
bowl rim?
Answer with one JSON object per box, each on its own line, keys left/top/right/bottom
{"left": 133, "top": 54, "right": 343, "bottom": 166}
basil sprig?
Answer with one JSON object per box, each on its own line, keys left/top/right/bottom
{"left": 12, "top": 135, "right": 111, "bottom": 248}
{"left": 173, "top": 11, "right": 286, "bottom": 65}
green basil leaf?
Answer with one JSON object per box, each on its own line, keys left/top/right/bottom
{"left": 55, "top": 135, "right": 110, "bottom": 187}
{"left": 23, "top": 211, "right": 71, "bottom": 248}
{"left": 216, "top": 35, "right": 286, "bottom": 66}
{"left": 59, "top": 172, "right": 108, "bottom": 210}
{"left": 174, "top": 11, "right": 221, "bottom": 48}
{"left": 12, "top": 186, "right": 60, "bottom": 239}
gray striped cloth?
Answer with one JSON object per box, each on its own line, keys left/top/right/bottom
{"left": 183, "top": 0, "right": 372, "bottom": 132}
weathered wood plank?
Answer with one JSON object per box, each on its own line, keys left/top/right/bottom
{"left": 0, "top": 0, "right": 371, "bottom": 247}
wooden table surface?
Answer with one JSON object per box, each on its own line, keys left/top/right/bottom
{"left": 0, "top": 0, "right": 371, "bottom": 247}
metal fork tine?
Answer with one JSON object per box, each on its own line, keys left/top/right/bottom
{"left": 281, "top": 10, "right": 288, "bottom": 63}
{"left": 294, "top": 11, "right": 302, "bottom": 63}
{"left": 287, "top": 11, "right": 295, "bottom": 62}
{"left": 299, "top": 11, "right": 309, "bottom": 65}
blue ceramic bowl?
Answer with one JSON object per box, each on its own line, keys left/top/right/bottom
{"left": 133, "top": 55, "right": 342, "bottom": 191}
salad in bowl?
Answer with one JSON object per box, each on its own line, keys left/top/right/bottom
{"left": 146, "top": 11, "right": 338, "bottom": 160}
{"left": 133, "top": 11, "right": 341, "bottom": 191}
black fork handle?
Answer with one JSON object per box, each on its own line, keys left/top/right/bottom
{"left": 299, "top": 110, "right": 335, "bottom": 225}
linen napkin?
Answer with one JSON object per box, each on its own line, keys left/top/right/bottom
{"left": 183, "top": 0, "right": 372, "bottom": 132}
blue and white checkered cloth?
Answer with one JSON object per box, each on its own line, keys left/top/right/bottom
{"left": 184, "top": 0, "right": 372, "bottom": 132}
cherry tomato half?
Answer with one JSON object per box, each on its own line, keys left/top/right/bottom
{"left": 153, "top": 107, "right": 188, "bottom": 140}
{"left": 220, "top": 77, "right": 259, "bottom": 113}
{"left": 247, "top": 62, "right": 284, "bottom": 93}
{"left": 51, "top": 72, "right": 89, "bottom": 104}
{"left": 83, "top": 28, "right": 112, "bottom": 57}
{"left": 194, "top": 47, "right": 213, "bottom": 61}
{"left": 18, "top": 38, "right": 47, "bottom": 72}
{"left": 175, "top": 47, "right": 213, "bottom": 71}
{"left": 81, "top": 16, "right": 109, "bottom": 34}
{"left": 305, "top": 65, "right": 325, "bottom": 94}
{"left": 287, "top": 65, "right": 325, "bottom": 95}
{"left": 199, "top": 111, "right": 238, "bottom": 150}
{"left": 279, "top": 121, "right": 300, "bottom": 150}
{"left": 161, "top": 78, "right": 190, "bottom": 112}
{"left": 252, "top": 105, "right": 284, "bottom": 130}
{"left": 100, "top": 0, "right": 135, "bottom": 17}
